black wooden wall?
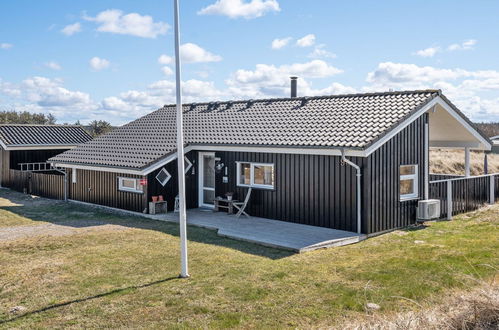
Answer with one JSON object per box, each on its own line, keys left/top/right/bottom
{"left": 68, "top": 169, "right": 147, "bottom": 213}
{"left": 363, "top": 114, "right": 427, "bottom": 234}
{"left": 214, "top": 151, "right": 364, "bottom": 233}
{"left": 146, "top": 151, "right": 198, "bottom": 211}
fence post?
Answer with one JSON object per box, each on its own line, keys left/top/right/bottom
{"left": 490, "top": 175, "right": 495, "bottom": 204}
{"left": 447, "top": 180, "right": 453, "bottom": 220}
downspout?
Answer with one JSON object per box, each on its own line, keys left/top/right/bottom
{"left": 341, "top": 149, "right": 362, "bottom": 234}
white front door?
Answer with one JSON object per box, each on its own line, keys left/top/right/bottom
{"left": 198, "top": 152, "right": 216, "bottom": 208}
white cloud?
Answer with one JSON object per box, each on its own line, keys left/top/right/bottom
{"left": 296, "top": 34, "right": 315, "bottom": 47}
{"left": 0, "top": 43, "right": 13, "bottom": 49}
{"left": 271, "top": 37, "right": 291, "bottom": 50}
{"left": 84, "top": 9, "right": 169, "bottom": 38}
{"left": 61, "top": 22, "right": 81, "bottom": 36}
{"left": 180, "top": 43, "right": 222, "bottom": 63}
{"left": 414, "top": 46, "right": 441, "bottom": 58}
{"left": 364, "top": 62, "right": 499, "bottom": 121}
{"left": 89, "top": 57, "right": 110, "bottom": 71}
{"left": 226, "top": 60, "right": 343, "bottom": 98}
{"left": 198, "top": 0, "right": 280, "bottom": 19}
{"left": 159, "top": 44, "right": 222, "bottom": 64}
{"left": 161, "top": 66, "right": 174, "bottom": 75}
{"left": 448, "top": 39, "right": 477, "bottom": 51}
{"left": 158, "top": 54, "right": 174, "bottom": 65}
{"left": 44, "top": 61, "right": 62, "bottom": 70}
{"left": 308, "top": 44, "right": 336, "bottom": 59}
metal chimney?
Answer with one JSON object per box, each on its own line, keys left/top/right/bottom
{"left": 290, "top": 76, "right": 298, "bottom": 98}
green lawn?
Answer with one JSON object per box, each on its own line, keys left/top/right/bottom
{"left": 0, "top": 189, "right": 497, "bottom": 328}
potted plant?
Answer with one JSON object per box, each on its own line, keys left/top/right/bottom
{"left": 158, "top": 195, "right": 164, "bottom": 202}
{"left": 152, "top": 196, "right": 158, "bottom": 203}
{"left": 225, "top": 192, "right": 234, "bottom": 201}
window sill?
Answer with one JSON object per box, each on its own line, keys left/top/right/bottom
{"left": 400, "top": 196, "right": 419, "bottom": 202}
{"left": 119, "top": 189, "right": 143, "bottom": 194}
{"left": 236, "top": 184, "right": 274, "bottom": 190}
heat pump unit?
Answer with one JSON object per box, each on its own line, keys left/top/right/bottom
{"left": 417, "top": 199, "right": 441, "bottom": 220}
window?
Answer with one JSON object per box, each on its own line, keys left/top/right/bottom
{"left": 237, "top": 162, "right": 274, "bottom": 189}
{"left": 118, "top": 177, "right": 143, "bottom": 193}
{"left": 400, "top": 165, "right": 418, "bottom": 201}
{"left": 155, "top": 167, "right": 172, "bottom": 186}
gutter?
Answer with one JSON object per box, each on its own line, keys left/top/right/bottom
{"left": 341, "top": 149, "right": 362, "bottom": 234}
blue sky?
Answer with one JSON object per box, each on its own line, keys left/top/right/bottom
{"left": 1, "top": 0, "right": 499, "bottom": 125}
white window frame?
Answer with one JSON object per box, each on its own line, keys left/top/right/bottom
{"left": 118, "top": 177, "right": 143, "bottom": 194}
{"left": 155, "top": 167, "right": 172, "bottom": 187}
{"left": 236, "top": 162, "right": 275, "bottom": 189}
{"left": 400, "top": 164, "right": 419, "bottom": 201}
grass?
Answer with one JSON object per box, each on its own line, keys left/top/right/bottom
{"left": 0, "top": 189, "right": 498, "bottom": 328}
{"left": 430, "top": 149, "right": 499, "bottom": 176}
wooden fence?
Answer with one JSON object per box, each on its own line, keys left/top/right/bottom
{"left": 5, "top": 169, "right": 65, "bottom": 200}
{"left": 430, "top": 173, "right": 499, "bottom": 219}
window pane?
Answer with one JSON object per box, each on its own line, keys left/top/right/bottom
{"left": 203, "top": 155, "right": 215, "bottom": 188}
{"left": 203, "top": 189, "right": 215, "bottom": 205}
{"left": 254, "top": 165, "right": 274, "bottom": 186}
{"left": 400, "top": 179, "right": 414, "bottom": 195}
{"left": 122, "top": 179, "right": 135, "bottom": 189}
{"left": 239, "top": 163, "right": 251, "bottom": 185}
{"left": 400, "top": 165, "right": 416, "bottom": 175}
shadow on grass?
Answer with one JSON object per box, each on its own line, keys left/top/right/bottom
{"left": 0, "top": 276, "right": 179, "bottom": 325}
{"left": 0, "top": 189, "right": 294, "bottom": 260}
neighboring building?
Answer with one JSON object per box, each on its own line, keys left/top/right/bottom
{"left": 50, "top": 90, "right": 491, "bottom": 235}
{"left": 491, "top": 135, "right": 499, "bottom": 153}
{"left": 0, "top": 124, "right": 92, "bottom": 195}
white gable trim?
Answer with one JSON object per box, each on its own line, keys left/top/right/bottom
{"left": 364, "top": 96, "right": 491, "bottom": 156}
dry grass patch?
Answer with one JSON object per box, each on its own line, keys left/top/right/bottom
{"left": 430, "top": 149, "right": 499, "bottom": 176}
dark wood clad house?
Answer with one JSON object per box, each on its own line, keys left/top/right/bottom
{"left": 0, "top": 125, "right": 92, "bottom": 196}
{"left": 49, "top": 90, "right": 491, "bottom": 235}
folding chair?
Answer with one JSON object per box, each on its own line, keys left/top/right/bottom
{"left": 233, "top": 188, "right": 252, "bottom": 218}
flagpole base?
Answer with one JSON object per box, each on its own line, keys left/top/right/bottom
{"left": 179, "top": 273, "right": 190, "bottom": 279}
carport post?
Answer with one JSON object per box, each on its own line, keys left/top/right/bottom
{"left": 490, "top": 175, "right": 495, "bottom": 204}
{"left": 447, "top": 180, "right": 453, "bottom": 220}
{"left": 464, "top": 147, "right": 471, "bottom": 177}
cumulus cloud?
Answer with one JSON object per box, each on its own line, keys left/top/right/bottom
{"left": 271, "top": 37, "right": 291, "bottom": 50}
{"left": 180, "top": 43, "right": 222, "bottom": 63}
{"left": 198, "top": 0, "right": 280, "bottom": 19}
{"left": 89, "top": 57, "right": 110, "bottom": 71}
{"left": 296, "top": 34, "right": 315, "bottom": 47}
{"left": 158, "top": 54, "right": 174, "bottom": 65}
{"left": 448, "top": 39, "right": 477, "bottom": 51}
{"left": 308, "top": 44, "right": 336, "bottom": 59}
{"left": 157, "top": 43, "right": 222, "bottom": 65}
{"left": 414, "top": 46, "right": 441, "bottom": 58}
{"left": 0, "top": 43, "right": 13, "bottom": 49}
{"left": 226, "top": 60, "right": 343, "bottom": 98}
{"left": 44, "top": 61, "right": 62, "bottom": 70}
{"left": 84, "top": 9, "right": 169, "bottom": 38}
{"left": 61, "top": 22, "right": 81, "bottom": 36}
{"left": 364, "top": 62, "right": 499, "bottom": 121}
{"left": 161, "top": 66, "right": 174, "bottom": 76}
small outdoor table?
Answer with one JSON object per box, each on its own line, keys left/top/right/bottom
{"left": 214, "top": 197, "right": 239, "bottom": 214}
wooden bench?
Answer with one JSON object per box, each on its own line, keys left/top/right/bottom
{"left": 214, "top": 197, "right": 239, "bottom": 214}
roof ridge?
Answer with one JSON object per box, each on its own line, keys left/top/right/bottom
{"left": 161, "top": 89, "right": 441, "bottom": 109}
{"left": 0, "top": 124, "right": 84, "bottom": 127}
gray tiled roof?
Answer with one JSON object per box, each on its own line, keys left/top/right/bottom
{"left": 0, "top": 124, "right": 92, "bottom": 147}
{"left": 50, "top": 90, "right": 440, "bottom": 170}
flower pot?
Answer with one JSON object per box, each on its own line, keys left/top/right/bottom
{"left": 152, "top": 196, "right": 158, "bottom": 202}
{"left": 227, "top": 195, "right": 232, "bottom": 201}
{"left": 158, "top": 195, "right": 164, "bottom": 202}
